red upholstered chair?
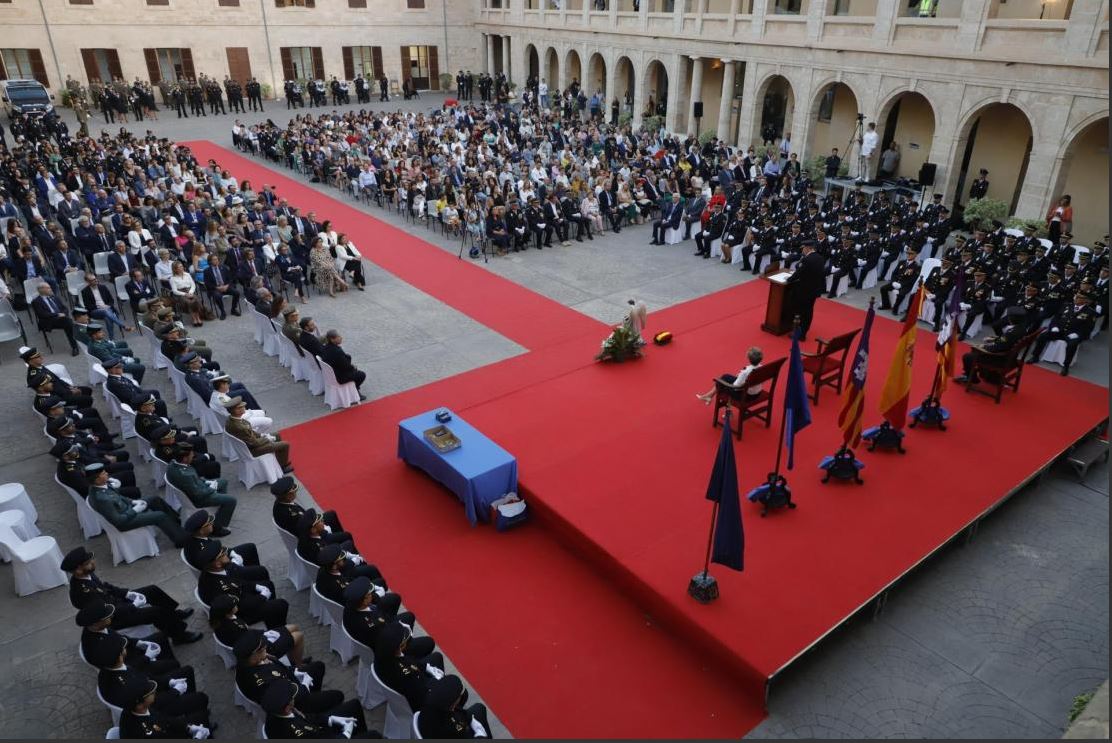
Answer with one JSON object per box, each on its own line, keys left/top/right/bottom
{"left": 800, "top": 329, "right": 860, "bottom": 405}
{"left": 712, "top": 357, "right": 787, "bottom": 439}
{"left": 963, "top": 329, "right": 1042, "bottom": 403}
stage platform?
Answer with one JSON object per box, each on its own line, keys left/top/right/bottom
{"left": 191, "top": 141, "right": 1109, "bottom": 738}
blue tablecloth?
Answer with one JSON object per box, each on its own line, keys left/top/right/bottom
{"left": 397, "top": 409, "right": 518, "bottom": 526}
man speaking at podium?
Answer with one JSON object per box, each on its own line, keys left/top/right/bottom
{"left": 787, "top": 240, "right": 826, "bottom": 339}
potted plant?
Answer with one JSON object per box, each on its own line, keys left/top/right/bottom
{"left": 962, "top": 197, "right": 1009, "bottom": 232}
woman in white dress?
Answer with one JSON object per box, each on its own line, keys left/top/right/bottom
{"left": 332, "top": 233, "right": 366, "bottom": 290}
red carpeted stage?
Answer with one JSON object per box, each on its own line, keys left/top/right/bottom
{"left": 188, "top": 142, "right": 1109, "bottom": 739}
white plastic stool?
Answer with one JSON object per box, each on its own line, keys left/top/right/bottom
{"left": 0, "top": 523, "right": 67, "bottom": 596}
{"left": 0, "top": 483, "right": 40, "bottom": 531}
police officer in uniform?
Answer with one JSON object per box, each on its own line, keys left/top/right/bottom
{"left": 62, "top": 546, "right": 202, "bottom": 643}
{"left": 1030, "top": 290, "right": 1098, "bottom": 376}
{"left": 271, "top": 476, "right": 350, "bottom": 542}
{"left": 118, "top": 676, "right": 213, "bottom": 740}
{"left": 86, "top": 463, "right": 189, "bottom": 546}
{"left": 925, "top": 256, "right": 957, "bottom": 331}
{"left": 170, "top": 83, "right": 187, "bottom": 118}
{"left": 78, "top": 601, "right": 181, "bottom": 677}
{"left": 260, "top": 677, "right": 379, "bottom": 739}
{"left": 194, "top": 541, "right": 289, "bottom": 628}
{"left": 957, "top": 307, "right": 1029, "bottom": 384}
{"left": 341, "top": 576, "right": 431, "bottom": 655}
{"left": 246, "top": 77, "right": 264, "bottom": 111}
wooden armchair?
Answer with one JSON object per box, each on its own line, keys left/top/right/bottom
{"left": 712, "top": 357, "right": 787, "bottom": 439}
{"left": 800, "top": 329, "right": 860, "bottom": 405}
{"left": 964, "top": 329, "right": 1042, "bottom": 403}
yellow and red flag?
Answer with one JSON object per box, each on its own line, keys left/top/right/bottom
{"left": 878, "top": 285, "right": 924, "bottom": 429}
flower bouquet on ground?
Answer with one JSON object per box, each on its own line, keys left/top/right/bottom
{"left": 596, "top": 321, "right": 643, "bottom": 363}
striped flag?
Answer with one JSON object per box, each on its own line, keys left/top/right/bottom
{"left": 878, "top": 285, "right": 924, "bottom": 429}
{"left": 934, "top": 273, "right": 965, "bottom": 393}
{"left": 836, "top": 300, "right": 876, "bottom": 449}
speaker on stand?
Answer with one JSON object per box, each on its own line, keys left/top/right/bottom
{"left": 917, "top": 162, "right": 938, "bottom": 207}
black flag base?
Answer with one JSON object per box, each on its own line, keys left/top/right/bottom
{"left": 820, "top": 446, "right": 865, "bottom": 484}
{"left": 909, "top": 395, "right": 950, "bottom": 430}
{"left": 863, "top": 421, "right": 906, "bottom": 453}
{"left": 687, "top": 572, "right": 720, "bottom": 603}
{"left": 746, "top": 472, "right": 796, "bottom": 517}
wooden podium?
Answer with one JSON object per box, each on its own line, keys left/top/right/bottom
{"left": 760, "top": 270, "right": 795, "bottom": 335}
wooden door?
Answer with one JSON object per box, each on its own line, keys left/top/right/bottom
{"left": 226, "top": 47, "right": 251, "bottom": 83}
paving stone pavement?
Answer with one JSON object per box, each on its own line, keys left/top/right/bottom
{"left": 0, "top": 95, "right": 1104, "bottom": 739}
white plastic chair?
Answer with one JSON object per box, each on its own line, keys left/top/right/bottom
{"left": 1040, "top": 339, "right": 1069, "bottom": 366}
{"left": 313, "top": 585, "right": 356, "bottom": 664}
{"left": 0, "top": 511, "right": 33, "bottom": 561}
{"left": 87, "top": 497, "right": 160, "bottom": 565}
{"left": 194, "top": 585, "right": 211, "bottom": 618}
{"left": 180, "top": 548, "right": 200, "bottom": 579}
{"left": 214, "top": 423, "right": 238, "bottom": 461}
{"left": 412, "top": 711, "right": 423, "bottom": 739}
{"left": 213, "top": 634, "right": 237, "bottom": 670}
{"left": 274, "top": 522, "right": 314, "bottom": 591}
{"left": 87, "top": 355, "right": 107, "bottom": 388}
{"left": 0, "top": 483, "right": 40, "bottom": 530}
{"left": 65, "top": 270, "right": 87, "bottom": 302}
{"left": 97, "top": 685, "right": 123, "bottom": 726}
{"left": 349, "top": 625, "right": 388, "bottom": 710}
{"left": 165, "top": 363, "right": 189, "bottom": 403}
{"left": 105, "top": 725, "right": 121, "bottom": 740}
{"left": 261, "top": 318, "right": 281, "bottom": 358}
{"left": 310, "top": 583, "right": 334, "bottom": 628}
{"left": 148, "top": 449, "right": 169, "bottom": 488}
{"left": 275, "top": 327, "right": 293, "bottom": 369}
{"left": 115, "top": 400, "right": 138, "bottom": 440}
{"left": 54, "top": 474, "right": 103, "bottom": 539}
{"left": 46, "top": 362, "right": 74, "bottom": 385}
{"left": 370, "top": 664, "right": 415, "bottom": 739}
{"left": 250, "top": 307, "right": 267, "bottom": 345}
{"left": 825, "top": 273, "right": 850, "bottom": 298}
{"left": 304, "top": 355, "right": 325, "bottom": 396}
{"left": 113, "top": 275, "right": 131, "bottom": 316}
{"left": 0, "top": 524, "right": 67, "bottom": 596}
{"left": 190, "top": 388, "right": 224, "bottom": 436}
{"left": 663, "top": 226, "right": 684, "bottom": 245}
{"left": 225, "top": 434, "right": 283, "bottom": 489}
{"left": 316, "top": 356, "right": 360, "bottom": 410}
{"left": 278, "top": 334, "right": 309, "bottom": 382}
{"left": 92, "top": 252, "right": 112, "bottom": 279}
{"left": 150, "top": 339, "right": 168, "bottom": 370}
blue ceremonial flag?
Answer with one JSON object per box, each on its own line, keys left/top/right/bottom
{"left": 784, "top": 327, "right": 813, "bottom": 470}
{"left": 706, "top": 409, "right": 744, "bottom": 571}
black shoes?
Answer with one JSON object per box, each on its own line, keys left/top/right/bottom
{"left": 173, "top": 631, "right": 203, "bottom": 645}
{"left": 70, "top": 347, "right": 80, "bottom": 357}
{"left": 175, "top": 608, "right": 194, "bottom": 620}
{"left": 231, "top": 308, "right": 241, "bottom": 316}
{"left": 212, "top": 527, "right": 232, "bottom": 537}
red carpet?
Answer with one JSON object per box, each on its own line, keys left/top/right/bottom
{"left": 189, "top": 142, "right": 1109, "bottom": 738}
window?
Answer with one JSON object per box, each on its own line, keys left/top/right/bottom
{"left": 343, "top": 46, "right": 382, "bottom": 79}
{"left": 0, "top": 49, "right": 36, "bottom": 80}
{"left": 401, "top": 45, "right": 439, "bottom": 89}
{"left": 407, "top": 0, "right": 426, "bottom": 8}
{"left": 80, "top": 48, "right": 122, "bottom": 83}
{"left": 275, "top": 0, "right": 314, "bottom": 6}
{"left": 143, "top": 48, "right": 194, "bottom": 84}
{"left": 772, "top": 0, "right": 802, "bottom": 13}
{"left": 69, "top": 0, "right": 94, "bottom": 5}
{"left": 280, "top": 46, "right": 323, "bottom": 80}
{"left": 349, "top": 0, "right": 367, "bottom": 6}
{"left": 146, "top": 0, "right": 169, "bottom": 5}
{"left": 817, "top": 88, "right": 835, "bottom": 122}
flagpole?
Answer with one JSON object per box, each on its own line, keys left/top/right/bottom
{"left": 701, "top": 501, "right": 719, "bottom": 580}
{"left": 822, "top": 297, "right": 873, "bottom": 484}
{"left": 770, "top": 315, "right": 800, "bottom": 482}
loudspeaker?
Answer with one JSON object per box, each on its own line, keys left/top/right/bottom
{"left": 693, "top": 101, "right": 703, "bottom": 119}
{"left": 918, "top": 162, "right": 937, "bottom": 187}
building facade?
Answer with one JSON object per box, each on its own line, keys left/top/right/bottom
{"left": 0, "top": 0, "right": 480, "bottom": 97}
{"left": 478, "top": 0, "right": 1109, "bottom": 243}
{"left": 0, "top": 0, "right": 1106, "bottom": 241}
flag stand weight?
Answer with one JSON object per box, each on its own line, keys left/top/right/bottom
{"left": 821, "top": 445, "right": 866, "bottom": 484}
{"left": 909, "top": 366, "right": 950, "bottom": 430}
{"left": 865, "top": 421, "right": 906, "bottom": 453}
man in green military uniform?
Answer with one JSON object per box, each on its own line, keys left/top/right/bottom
{"left": 152, "top": 424, "right": 221, "bottom": 479}
{"left": 86, "top": 462, "right": 188, "bottom": 547}
{"left": 166, "top": 444, "right": 237, "bottom": 534}
{"left": 88, "top": 323, "right": 145, "bottom": 383}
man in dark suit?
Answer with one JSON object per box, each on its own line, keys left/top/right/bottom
{"left": 12, "top": 245, "right": 60, "bottom": 294}
{"left": 124, "top": 269, "right": 158, "bottom": 317}
{"left": 31, "top": 284, "right": 81, "bottom": 355}
{"left": 202, "top": 254, "right": 241, "bottom": 320}
{"left": 51, "top": 240, "right": 85, "bottom": 277}
{"left": 107, "top": 241, "right": 140, "bottom": 278}
{"left": 651, "top": 193, "right": 683, "bottom": 245}
{"left": 319, "top": 330, "right": 366, "bottom": 399}
{"left": 80, "top": 273, "right": 132, "bottom": 340}
{"left": 298, "top": 316, "right": 325, "bottom": 359}
{"left": 788, "top": 240, "right": 827, "bottom": 339}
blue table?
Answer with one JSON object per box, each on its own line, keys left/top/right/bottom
{"left": 397, "top": 409, "right": 518, "bottom": 526}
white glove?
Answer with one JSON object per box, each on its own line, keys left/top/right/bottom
{"left": 1051, "top": 326, "right": 1060, "bottom": 333}
{"left": 263, "top": 629, "right": 281, "bottom": 643}
{"left": 892, "top": 282, "right": 902, "bottom": 290}
{"left": 294, "top": 668, "right": 314, "bottom": 689}
{"left": 856, "top": 259, "right": 867, "bottom": 266}
{"left": 131, "top": 499, "right": 148, "bottom": 513}
{"left": 108, "top": 477, "right": 121, "bottom": 489}
{"left": 255, "top": 584, "right": 272, "bottom": 599}
{"left": 345, "top": 551, "right": 364, "bottom": 566}
{"left": 264, "top": 433, "right": 276, "bottom": 442}
{"left": 205, "top": 479, "right": 220, "bottom": 490}
{"left": 228, "top": 550, "right": 244, "bottom": 567}
{"left": 139, "top": 640, "right": 161, "bottom": 658}
{"left": 470, "top": 717, "right": 489, "bottom": 737}
{"left": 126, "top": 591, "right": 148, "bottom": 607}
{"left": 425, "top": 663, "right": 445, "bottom": 680}
{"left": 372, "top": 584, "right": 386, "bottom": 598}
{"left": 959, "top": 303, "right": 971, "bottom": 311}
{"left": 186, "top": 724, "right": 210, "bottom": 740}
{"left": 1067, "top": 333, "right": 1079, "bottom": 340}
{"left": 168, "top": 677, "right": 188, "bottom": 694}
{"left": 927, "top": 293, "right": 935, "bottom": 300}
{"left": 328, "top": 715, "right": 356, "bottom": 729}
{"left": 322, "top": 524, "right": 333, "bottom": 534}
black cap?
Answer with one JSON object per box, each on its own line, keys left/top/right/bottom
{"left": 50, "top": 440, "right": 80, "bottom": 458}
{"left": 150, "top": 424, "right": 174, "bottom": 440}
{"left": 209, "top": 593, "right": 239, "bottom": 618}
{"left": 193, "top": 539, "right": 224, "bottom": 569}
{"left": 180, "top": 351, "right": 199, "bottom": 364}
{"left": 84, "top": 462, "right": 106, "bottom": 479}
{"left": 426, "top": 675, "right": 465, "bottom": 713}
{"left": 101, "top": 357, "right": 123, "bottom": 370}
{"left": 74, "top": 601, "right": 114, "bottom": 627}
{"left": 43, "top": 396, "right": 66, "bottom": 410}
{"left": 260, "top": 679, "right": 299, "bottom": 714}
{"left": 122, "top": 677, "right": 158, "bottom": 708}
{"left": 233, "top": 629, "right": 266, "bottom": 661}
{"left": 19, "top": 346, "right": 38, "bottom": 361}
{"left": 183, "top": 510, "right": 214, "bottom": 532}
{"left": 375, "top": 621, "right": 410, "bottom": 658}
{"left": 342, "top": 576, "right": 371, "bottom": 609}
{"left": 132, "top": 393, "right": 156, "bottom": 407}
{"left": 1004, "top": 306, "right": 1028, "bottom": 319}
{"left": 47, "top": 416, "right": 76, "bottom": 434}
{"left": 86, "top": 630, "right": 128, "bottom": 667}
{"left": 270, "top": 476, "right": 296, "bottom": 497}
{"left": 317, "top": 544, "right": 343, "bottom": 567}
{"left": 296, "top": 508, "right": 321, "bottom": 536}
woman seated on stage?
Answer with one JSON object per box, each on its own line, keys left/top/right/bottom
{"left": 696, "top": 346, "right": 765, "bottom": 404}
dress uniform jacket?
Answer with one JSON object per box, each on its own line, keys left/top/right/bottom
{"left": 197, "top": 570, "right": 287, "bottom": 629}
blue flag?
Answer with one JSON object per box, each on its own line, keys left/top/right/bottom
{"left": 706, "top": 409, "right": 744, "bottom": 571}
{"left": 784, "top": 327, "right": 813, "bottom": 470}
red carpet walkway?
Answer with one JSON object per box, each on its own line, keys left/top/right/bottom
{"left": 189, "top": 142, "right": 1109, "bottom": 738}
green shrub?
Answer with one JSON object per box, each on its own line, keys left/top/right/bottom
{"left": 1068, "top": 689, "right": 1096, "bottom": 724}
{"left": 962, "top": 198, "right": 1009, "bottom": 231}
{"left": 1006, "top": 217, "right": 1046, "bottom": 237}
{"left": 642, "top": 115, "right": 664, "bottom": 133}
{"left": 618, "top": 111, "right": 633, "bottom": 128}
{"left": 439, "top": 73, "right": 454, "bottom": 92}
{"left": 698, "top": 129, "right": 717, "bottom": 146}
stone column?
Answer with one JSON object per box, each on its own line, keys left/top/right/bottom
{"left": 485, "top": 34, "right": 495, "bottom": 76}
{"left": 750, "top": 0, "right": 768, "bottom": 37}
{"left": 1014, "top": 109, "right": 1070, "bottom": 219}
{"left": 687, "top": 55, "right": 704, "bottom": 136}
{"left": 734, "top": 61, "right": 757, "bottom": 147}
{"left": 1062, "top": 0, "right": 1106, "bottom": 55}
{"left": 632, "top": 54, "right": 647, "bottom": 129}
{"left": 872, "top": 0, "right": 900, "bottom": 44}
{"left": 716, "top": 59, "right": 736, "bottom": 141}
{"left": 665, "top": 53, "right": 684, "bottom": 133}
{"left": 956, "top": 0, "right": 990, "bottom": 53}
{"left": 502, "top": 35, "right": 512, "bottom": 81}
{"left": 806, "top": 0, "right": 828, "bottom": 40}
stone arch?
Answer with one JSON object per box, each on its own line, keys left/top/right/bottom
{"left": 644, "top": 58, "right": 669, "bottom": 120}
{"left": 874, "top": 90, "right": 937, "bottom": 181}
{"left": 750, "top": 72, "right": 796, "bottom": 146}
{"left": 564, "top": 48, "right": 582, "bottom": 90}
{"left": 614, "top": 55, "right": 635, "bottom": 121}
{"left": 1049, "top": 114, "right": 1109, "bottom": 245}
{"left": 586, "top": 51, "right": 607, "bottom": 97}
{"left": 805, "top": 80, "right": 862, "bottom": 167}
{"left": 524, "top": 44, "right": 540, "bottom": 83}
{"left": 543, "top": 47, "right": 559, "bottom": 89}
{"left": 951, "top": 102, "right": 1035, "bottom": 214}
